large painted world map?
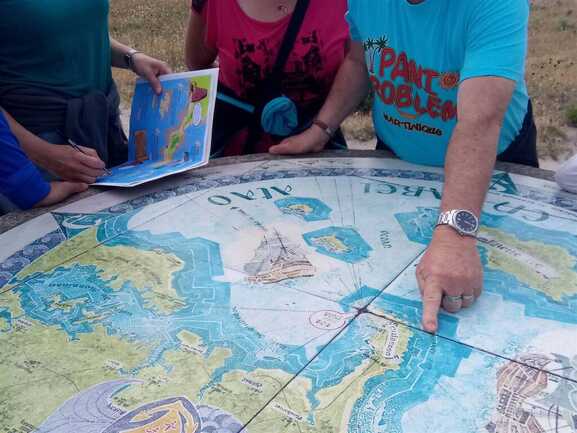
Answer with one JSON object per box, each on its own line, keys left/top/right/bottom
{"left": 0, "top": 156, "right": 576, "bottom": 433}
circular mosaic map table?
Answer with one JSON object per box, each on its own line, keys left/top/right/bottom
{"left": 1, "top": 151, "right": 576, "bottom": 433}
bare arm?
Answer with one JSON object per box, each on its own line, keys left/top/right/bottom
{"left": 442, "top": 77, "right": 514, "bottom": 215}
{"left": 185, "top": 9, "right": 218, "bottom": 70}
{"left": 315, "top": 41, "right": 370, "bottom": 131}
{"left": 270, "top": 41, "right": 370, "bottom": 154}
{"left": 417, "top": 76, "right": 515, "bottom": 333}
{"left": 110, "top": 38, "right": 172, "bottom": 94}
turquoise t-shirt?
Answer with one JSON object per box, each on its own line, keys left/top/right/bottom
{"left": 347, "top": 0, "right": 530, "bottom": 166}
{"left": 0, "top": 0, "right": 112, "bottom": 97}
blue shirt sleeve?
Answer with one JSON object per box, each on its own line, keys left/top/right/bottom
{"left": 345, "top": 1, "right": 362, "bottom": 42}
{"left": 0, "top": 111, "right": 50, "bottom": 209}
{"left": 461, "top": 0, "right": 529, "bottom": 83}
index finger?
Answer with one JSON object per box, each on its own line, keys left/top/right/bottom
{"left": 146, "top": 72, "right": 163, "bottom": 95}
{"left": 78, "top": 145, "right": 99, "bottom": 158}
{"left": 420, "top": 280, "right": 444, "bottom": 334}
{"left": 159, "top": 62, "right": 173, "bottom": 75}
{"left": 76, "top": 151, "right": 106, "bottom": 170}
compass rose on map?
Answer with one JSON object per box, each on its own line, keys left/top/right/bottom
{"left": 37, "top": 380, "right": 244, "bottom": 433}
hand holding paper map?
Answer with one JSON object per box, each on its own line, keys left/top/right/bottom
{"left": 95, "top": 69, "right": 219, "bottom": 187}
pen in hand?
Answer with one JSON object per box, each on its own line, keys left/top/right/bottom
{"left": 67, "top": 139, "right": 112, "bottom": 176}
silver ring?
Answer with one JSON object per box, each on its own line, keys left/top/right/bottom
{"left": 462, "top": 295, "right": 475, "bottom": 302}
{"left": 444, "top": 295, "right": 463, "bottom": 304}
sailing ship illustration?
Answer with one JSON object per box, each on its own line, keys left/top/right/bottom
{"left": 245, "top": 230, "right": 315, "bottom": 284}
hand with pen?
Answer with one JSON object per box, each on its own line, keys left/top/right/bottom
{"left": 33, "top": 140, "right": 108, "bottom": 184}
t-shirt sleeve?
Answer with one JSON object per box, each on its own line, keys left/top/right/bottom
{"left": 345, "top": 1, "right": 362, "bottom": 42}
{"left": 0, "top": 112, "right": 50, "bottom": 209}
{"left": 461, "top": 0, "right": 529, "bottom": 83}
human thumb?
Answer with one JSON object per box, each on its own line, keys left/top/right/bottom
{"left": 269, "top": 139, "right": 300, "bottom": 155}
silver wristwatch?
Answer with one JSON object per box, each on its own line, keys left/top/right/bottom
{"left": 436, "top": 209, "right": 479, "bottom": 237}
{"left": 124, "top": 48, "right": 142, "bottom": 72}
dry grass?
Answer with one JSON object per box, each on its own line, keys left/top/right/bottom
{"left": 527, "top": 0, "right": 577, "bottom": 159}
{"left": 109, "top": 0, "right": 190, "bottom": 101}
{"left": 110, "top": 0, "right": 577, "bottom": 159}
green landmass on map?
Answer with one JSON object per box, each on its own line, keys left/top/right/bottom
{"left": 12, "top": 228, "right": 100, "bottom": 285}
{"left": 110, "top": 331, "right": 310, "bottom": 423}
{"left": 15, "top": 235, "right": 186, "bottom": 315}
{"left": 479, "top": 227, "right": 577, "bottom": 301}
{"left": 70, "top": 244, "right": 186, "bottom": 314}
{"left": 247, "top": 315, "right": 412, "bottom": 433}
{"left": 111, "top": 334, "right": 232, "bottom": 410}
{"left": 0, "top": 322, "right": 153, "bottom": 429}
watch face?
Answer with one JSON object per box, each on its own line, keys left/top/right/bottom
{"left": 454, "top": 210, "right": 478, "bottom": 233}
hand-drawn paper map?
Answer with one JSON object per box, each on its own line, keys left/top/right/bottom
{"left": 1, "top": 156, "right": 576, "bottom": 433}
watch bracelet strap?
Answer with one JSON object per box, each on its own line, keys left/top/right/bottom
{"left": 436, "top": 210, "right": 452, "bottom": 226}
{"left": 312, "top": 118, "right": 335, "bottom": 138}
{"left": 126, "top": 49, "right": 142, "bottom": 71}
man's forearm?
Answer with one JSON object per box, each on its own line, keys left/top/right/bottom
{"left": 440, "top": 76, "right": 515, "bottom": 216}
{"left": 316, "top": 51, "right": 370, "bottom": 129}
{"left": 440, "top": 118, "right": 499, "bottom": 215}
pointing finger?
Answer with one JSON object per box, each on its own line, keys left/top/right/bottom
{"left": 415, "top": 265, "right": 425, "bottom": 296}
{"left": 421, "top": 280, "right": 443, "bottom": 334}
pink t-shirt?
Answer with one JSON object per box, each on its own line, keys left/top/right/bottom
{"left": 191, "top": 0, "right": 349, "bottom": 154}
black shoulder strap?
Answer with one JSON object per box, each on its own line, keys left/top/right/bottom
{"left": 221, "top": 0, "right": 311, "bottom": 107}
{"left": 271, "top": 0, "right": 311, "bottom": 80}
{"left": 215, "top": 0, "right": 311, "bottom": 153}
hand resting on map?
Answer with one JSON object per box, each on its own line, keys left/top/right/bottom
{"left": 269, "top": 125, "right": 330, "bottom": 155}
{"left": 416, "top": 226, "right": 483, "bottom": 334}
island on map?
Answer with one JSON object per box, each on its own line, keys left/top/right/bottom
{"left": 275, "top": 197, "right": 332, "bottom": 222}
{"left": 303, "top": 226, "right": 372, "bottom": 263}
{"left": 478, "top": 227, "right": 577, "bottom": 301}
